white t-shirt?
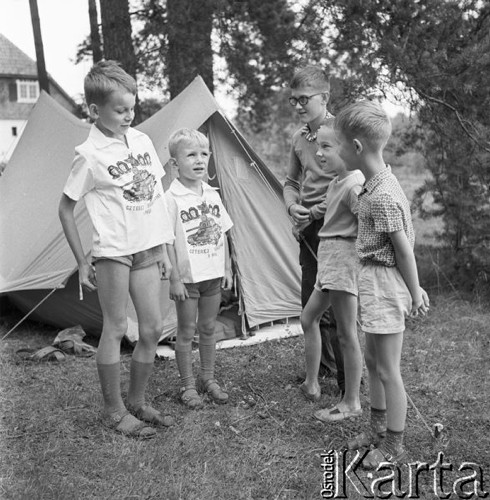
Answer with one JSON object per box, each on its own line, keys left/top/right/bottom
{"left": 166, "top": 179, "right": 233, "bottom": 283}
{"left": 318, "top": 170, "right": 365, "bottom": 239}
{"left": 63, "top": 125, "right": 174, "bottom": 257}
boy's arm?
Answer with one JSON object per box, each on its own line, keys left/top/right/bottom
{"left": 222, "top": 235, "right": 233, "bottom": 290}
{"left": 284, "top": 147, "right": 310, "bottom": 225}
{"left": 389, "top": 230, "right": 429, "bottom": 316}
{"left": 58, "top": 193, "right": 97, "bottom": 292}
{"left": 166, "top": 243, "right": 188, "bottom": 301}
{"left": 160, "top": 244, "right": 172, "bottom": 280}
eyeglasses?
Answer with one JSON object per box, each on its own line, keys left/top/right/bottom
{"left": 289, "top": 92, "right": 325, "bottom": 107}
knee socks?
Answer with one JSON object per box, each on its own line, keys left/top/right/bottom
{"left": 199, "top": 334, "right": 216, "bottom": 382}
{"left": 381, "top": 429, "right": 405, "bottom": 456}
{"left": 127, "top": 359, "right": 154, "bottom": 410}
{"left": 97, "top": 362, "right": 125, "bottom": 414}
{"left": 370, "top": 407, "right": 388, "bottom": 439}
{"left": 175, "top": 348, "right": 195, "bottom": 389}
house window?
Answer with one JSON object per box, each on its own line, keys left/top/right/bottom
{"left": 17, "top": 80, "right": 39, "bottom": 103}
{"left": 12, "top": 127, "right": 17, "bottom": 137}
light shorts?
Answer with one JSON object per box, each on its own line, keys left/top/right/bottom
{"left": 358, "top": 263, "right": 412, "bottom": 334}
{"left": 314, "top": 237, "right": 359, "bottom": 295}
{"left": 184, "top": 278, "right": 222, "bottom": 299}
{"left": 92, "top": 245, "right": 164, "bottom": 271}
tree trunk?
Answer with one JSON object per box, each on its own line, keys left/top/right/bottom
{"left": 88, "top": 0, "right": 103, "bottom": 63}
{"left": 99, "top": 0, "right": 141, "bottom": 123}
{"left": 28, "top": 0, "right": 50, "bottom": 94}
{"left": 167, "top": 0, "right": 215, "bottom": 98}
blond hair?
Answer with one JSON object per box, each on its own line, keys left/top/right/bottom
{"left": 84, "top": 60, "right": 136, "bottom": 106}
{"left": 168, "top": 128, "right": 209, "bottom": 158}
{"left": 334, "top": 100, "right": 392, "bottom": 150}
{"left": 290, "top": 65, "right": 330, "bottom": 92}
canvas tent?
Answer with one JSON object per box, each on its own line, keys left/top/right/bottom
{"left": 0, "top": 76, "right": 302, "bottom": 340}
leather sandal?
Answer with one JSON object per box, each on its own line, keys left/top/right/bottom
{"left": 180, "top": 387, "right": 204, "bottom": 409}
{"left": 101, "top": 410, "right": 156, "bottom": 439}
{"left": 314, "top": 405, "right": 362, "bottom": 423}
{"left": 128, "top": 403, "right": 175, "bottom": 427}
{"left": 345, "top": 430, "right": 386, "bottom": 450}
{"left": 362, "top": 447, "right": 408, "bottom": 470}
{"left": 198, "top": 378, "right": 228, "bottom": 404}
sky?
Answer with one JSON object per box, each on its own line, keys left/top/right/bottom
{"left": 2, "top": 0, "right": 407, "bottom": 116}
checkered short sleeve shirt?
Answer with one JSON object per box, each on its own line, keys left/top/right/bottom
{"left": 356, "top": 166, "right": 415, "bottom": 267}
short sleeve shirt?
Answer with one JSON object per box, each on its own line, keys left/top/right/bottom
{"left": 356, "top": 166, "right": 414, "bottom": 267}
{"left": 318, "top": 170, "right": 365, "bottom": 239}
{"left": 165, "top": 179, "right": 233, "bottom": 283}
{"left": 63, "top": 125, "right": 174, "bottom": 257}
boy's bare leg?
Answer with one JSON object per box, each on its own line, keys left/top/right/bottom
{"left": 362, "top": 332, "right": 406, "bottom": 464}
{"left": 95, "top": 260, "right": 131, "bottom": 415}
{"left": 127, "top": 263, "right": 164, "bottom": 410}
{"left": 364, "top": 333, "right": 386, "bottom": 411}
{"left": 300, "top": 289, "right": 330, "bottom": 397}
{"left": 330, "top": 291, "right": 362, "bottom": 411}
{"left": 372, "top": 332, "right": 406, "bottom": 432}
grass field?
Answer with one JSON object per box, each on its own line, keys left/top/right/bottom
{"left": 1, "top": 165, "right": 489, "bottom": 499}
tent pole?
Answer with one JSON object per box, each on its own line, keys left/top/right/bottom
{"left": 2, "top": 286, "right": 60, "bottom": 340}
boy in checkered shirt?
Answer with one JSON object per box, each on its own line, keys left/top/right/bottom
{"left": 334, "top": 101, "right": 429, "bottom": 468}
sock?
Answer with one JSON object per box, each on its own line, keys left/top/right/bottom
{"left": 127, "top": 360, "right": 154, "bottom": 410}
{"left": 97, "top": 362, "right": 125, "bottom": 414}
{"left": 381, "top": 428, "right": 405, "bottom": 456}
{"left": 370, "top": 407, "right": 387, "bottom": 438}
{"left": 198, "top": 334, "right": 216, "bottom": 382}
{"left": 175, "top": 348, "right": 195, "bottom": 388}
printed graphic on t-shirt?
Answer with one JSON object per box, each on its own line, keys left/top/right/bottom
{"left": 181, "top": 201, "right": 223, "bottom": 248}
{"left": 106, "top": 151, "right": 161, "bottom": 210}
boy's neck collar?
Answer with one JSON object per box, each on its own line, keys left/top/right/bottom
{"left": 178, "top": 178, "right": 203, "bottom": 195}
{"left": 363, "top": 162, "right": 388, "bottom": 182}
{"left": 303, "top": 111, "right": 333, "bottom": 142}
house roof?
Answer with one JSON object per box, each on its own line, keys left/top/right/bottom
{"left": 0, "top": 33, "right": 38, "bottom": 78}
{"left": 0, "top": 33, "right": 77, "bottom": 110}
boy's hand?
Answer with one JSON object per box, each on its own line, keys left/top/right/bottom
{"left": 169, "top": 280, "right": 188, "bottom": 301}
{"left": 160, "top": 255, "right": 172, "bottom": 280}
{"left": 221, "top": 270, "right": 233, "bottom": 290}
{"left": 289, "top": 204, "right": 310, "bottom": 225}
{"left": 291, "top": 221, "right": 309, "bottom": 241}
{"left": 79, "top": 262, "right": 97, "bottom": 292}
{"left": 410, "top": 287, "right": 430, "bottom": 317}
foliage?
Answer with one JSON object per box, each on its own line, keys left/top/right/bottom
{"left": 318, "top": 0, "right": 490, "bottom": 291}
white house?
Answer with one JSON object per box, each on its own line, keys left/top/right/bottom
{"left": 0, "top": 33, "right": 78, "bottom": 165}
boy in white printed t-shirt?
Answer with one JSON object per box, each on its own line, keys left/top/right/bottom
{"left": 165, "top": 128, "right": 233, "bottom": 410}
{"left": 59, "top": 60, "right": 174, "bottom": 439}
{"left": 299, "top": 120, "right": 365, "bottom": 423}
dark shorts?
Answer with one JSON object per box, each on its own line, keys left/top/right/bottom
{"left": 92, "top": 245, "right": 163, "bottom": 271}
{"left": 184, "top": 278, "right": 222, "bottom": 299}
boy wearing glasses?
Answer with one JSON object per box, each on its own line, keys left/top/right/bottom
{"left": 284, "top": 65, "right": 345, "bottom": 400}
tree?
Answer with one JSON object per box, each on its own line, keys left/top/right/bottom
{"left": 88, "top": 0, "right": 102, "bottom": 63}
{"left": 166, "top": 0, "right": 215, "bottom": 96}
{"left": 98, "top": 0, "right": 142, "bottom": 123}
{"left": 320, "top": 0, "right": 490, "bottom": 289}
{"left": 133, "top": 0, "right": 331, "bottom": 121}
{"left": 29, "top": 0, "right": 49, "bottom": 94}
